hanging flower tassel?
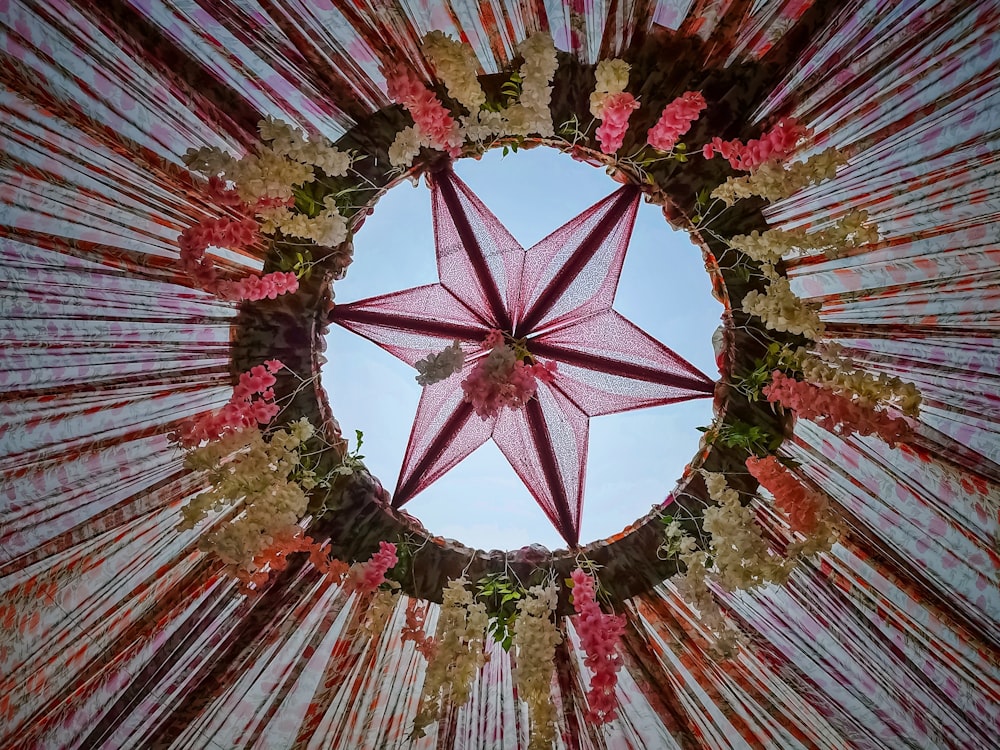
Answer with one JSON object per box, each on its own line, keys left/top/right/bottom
{"left": 764, "top": 371, "right": 911, "bottom": 446}
{"left": 647, "top": 91, "right": 706, "bottom": 152}
{"left": 178, "top": 215, "right": 298, "bottom": 301}
{"left": 590, "top": 59, "right": 638, "bottom": 155}
{"left": 173, "top": 360, "right": 284, "bottom": 447}
{"left": 350, "top": 541, "right": 399, "bottom": 593}
{"left": 512, "top": 581, "right": 563, "bottom": 749}
{"left": 746, "top": 454, "right": 840, "bottom": 557}
{"left": 411, "top": 577, "right": 488, "bottom": 738}
{"left": 383, "top": 63, "right": 463, "bottom": 157}
{"left": 570, "top": 569, "right": 625, "bottom": 724}
{"left": 703, "top": 117, "right": 811, "bottom": 171}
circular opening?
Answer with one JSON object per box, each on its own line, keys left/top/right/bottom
{"left": 323, "top": 148, "right": 720, "bottom": 550}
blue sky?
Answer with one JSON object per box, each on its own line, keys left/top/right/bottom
{"left": 322, "top": 148, "right": 721, "bottom": 551}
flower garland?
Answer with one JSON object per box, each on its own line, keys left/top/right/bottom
{"left": 569, "top": 569, "right": 625, "bottom": 725}
{"left": 512, "top": 581, "right": 562, "bottom": 749}
{"left": 169, "top": 33, "right": 934, "bottom": 692}
{"left": 703, "top": 117, "right": 811, "bottom": 171}
{"left": 647, "top": 91, "right": 707, "bottom": 152}
{"left": 746, "top": 455, "right": 839, "bottom": 546}
{"left": 764, "top": 371, "right": 911, "bottom": 446}
{"left": 701, "top": 472, "right": 792, "bottom": 590}
{"left": 412, "top": 577, "right": 489, "bottom": 738}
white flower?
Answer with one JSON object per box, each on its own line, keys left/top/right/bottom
{"left": 422, "top": 30, "right": 486, "bottom": 112}
{"left": 388, "top": 125, "right": 426, "bottom": 168}
{"left": 414, "top": 341, "right": 465, "bottom": 385}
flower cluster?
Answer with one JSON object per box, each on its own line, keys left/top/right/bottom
{"left": 746, "top": 455, "right": 840, "bottom": 558}
{"left": 412, "top": 577, "right": 489, "bottom": 738}
{"left": 401, "top": 604, "right": 438, "bottom": 660}
{"left": 742, "top": 275, "right": 825, "bottom": 339}
{"left": 509, "top": 32, "right": 558, "bottom": 138}
{"left": 671, "top": 549, "right": 742, "bottom": 658}
{"left": 703, "top": 117, "right": 811, "bottom": 171}
{"left": 702, "top": 472, "right": 791, "bottom": 590}
{"left": 589, "top": 59, "right": 631, "bottom": 117}
{"left": 414, "top": 340, "right": 465, "bottom": 385}
{"left": 589, "top": 59, "right": 638, "bottom": 154}
{"left": 647, "top": 91, "right": 706, "bottom": 152}
{"left": 384, "top": 63, "right": 463, "bottom": 159}
{"left": 178, "top": 417, "right": 315, "bottom": 574}
{"left": 422, "top": 31, "right": 485, "bottom": 113}
{"left": 658, "top": 516, "right": 697, "bottom": 558}
{"left": 185, "top": 118, "right": 349, "bottom": 205}
{"left": 181, "top": 118, "right": 355, "bottom": 298}
{"left": 795, "top": 345, "right": 921, "bottom": 416}
{"left": 256, "top": 116, "right": 352, "bottom": 177}
{"left": 512, "top": 581, "right": 563, "bottom": 749}
{"left": 256, "top": 197, "right": 349, "bottom": 247}
{"left": 178, "top": 215, "right": 299, "bottom": 301}
{"left": 764, "top": 371, "right": 911, "bottom": 446}
{"left": 729, "top": 209, "right": 879, "bottom": 264}
{"left": 570, "top": 569, "right": 625, "bottom": 725}
{"left": 460, "top": 335, "right": 557, "bottom": 419}
{"left": 350, "top": 541, "right": 399, "bottom": 593}
{"left": 174, "top": 360, "right": 284, "bottom": 448}
{"left": 711, "top": 146, "right": 846, "bottom": 206}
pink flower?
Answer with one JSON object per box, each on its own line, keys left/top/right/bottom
{"left": 746, "top": 454, "right": 827, "bottom": 535}
{"left": 570, "top": 568, "right": 625, "bottom": 724}
{"left": 595, "top": 92, "right": 639, "bottom": 154}
{"left": 764, "top": 371, "right": 910, "bottom": 446}
{"left": 173, "top": 360, "right": 285, "bottom": 447}
{"left": 647, "top": 91, "right": 706, "bottom": 152}
{"left": 460, "top": 343, "right": 557, "bottom": 419}
{"left": 383, "top": 64, "right": 462, "bottom": 155}
{"left": 353, "top": 541, "right": 398, "bottom": 593}
{"left": 703, "top": 117, "right": 811, "bottom": 171}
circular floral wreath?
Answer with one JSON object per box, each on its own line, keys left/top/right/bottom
{"left": 173, "top": 30, "right": 921, "bottom": 740}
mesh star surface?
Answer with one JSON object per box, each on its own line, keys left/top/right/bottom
{"left": 332, "top": 167, "right": 714, "bottom": 546}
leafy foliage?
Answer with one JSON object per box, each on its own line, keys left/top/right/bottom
{"left": 735, "top": 343, "right": 802, "bottom": 402}
{"left": 698, "top": 419, "right": 782, "bottom": 457}
{"left": 476, "top": 571, "right": 523, "bottom": 650}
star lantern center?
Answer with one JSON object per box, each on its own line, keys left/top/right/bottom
{"left": 331, "top": 166, "right": 715, "bottom": 547}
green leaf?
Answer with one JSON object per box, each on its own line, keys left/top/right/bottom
{"left": 675, "top": 142, "right": 687, "bottom": 152}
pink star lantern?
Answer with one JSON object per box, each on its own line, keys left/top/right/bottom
{"left": 331, "top": 167, "right": 714, "bottom": 547}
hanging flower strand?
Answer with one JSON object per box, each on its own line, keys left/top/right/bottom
{"left": 512, "top": 580, "right": 563, "bottom": 749}
{"left": 647, "top": 90, "right": 707, "bottom": 152}
{"left": 570, "top": 568, "right": 626, "bottom": 724}
{"left": 590, "top": 59, "right": 638, "bottom": 155}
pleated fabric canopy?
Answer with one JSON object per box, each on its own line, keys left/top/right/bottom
{"left": 1, "top": 1, "right": 998, "bottom": 749}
